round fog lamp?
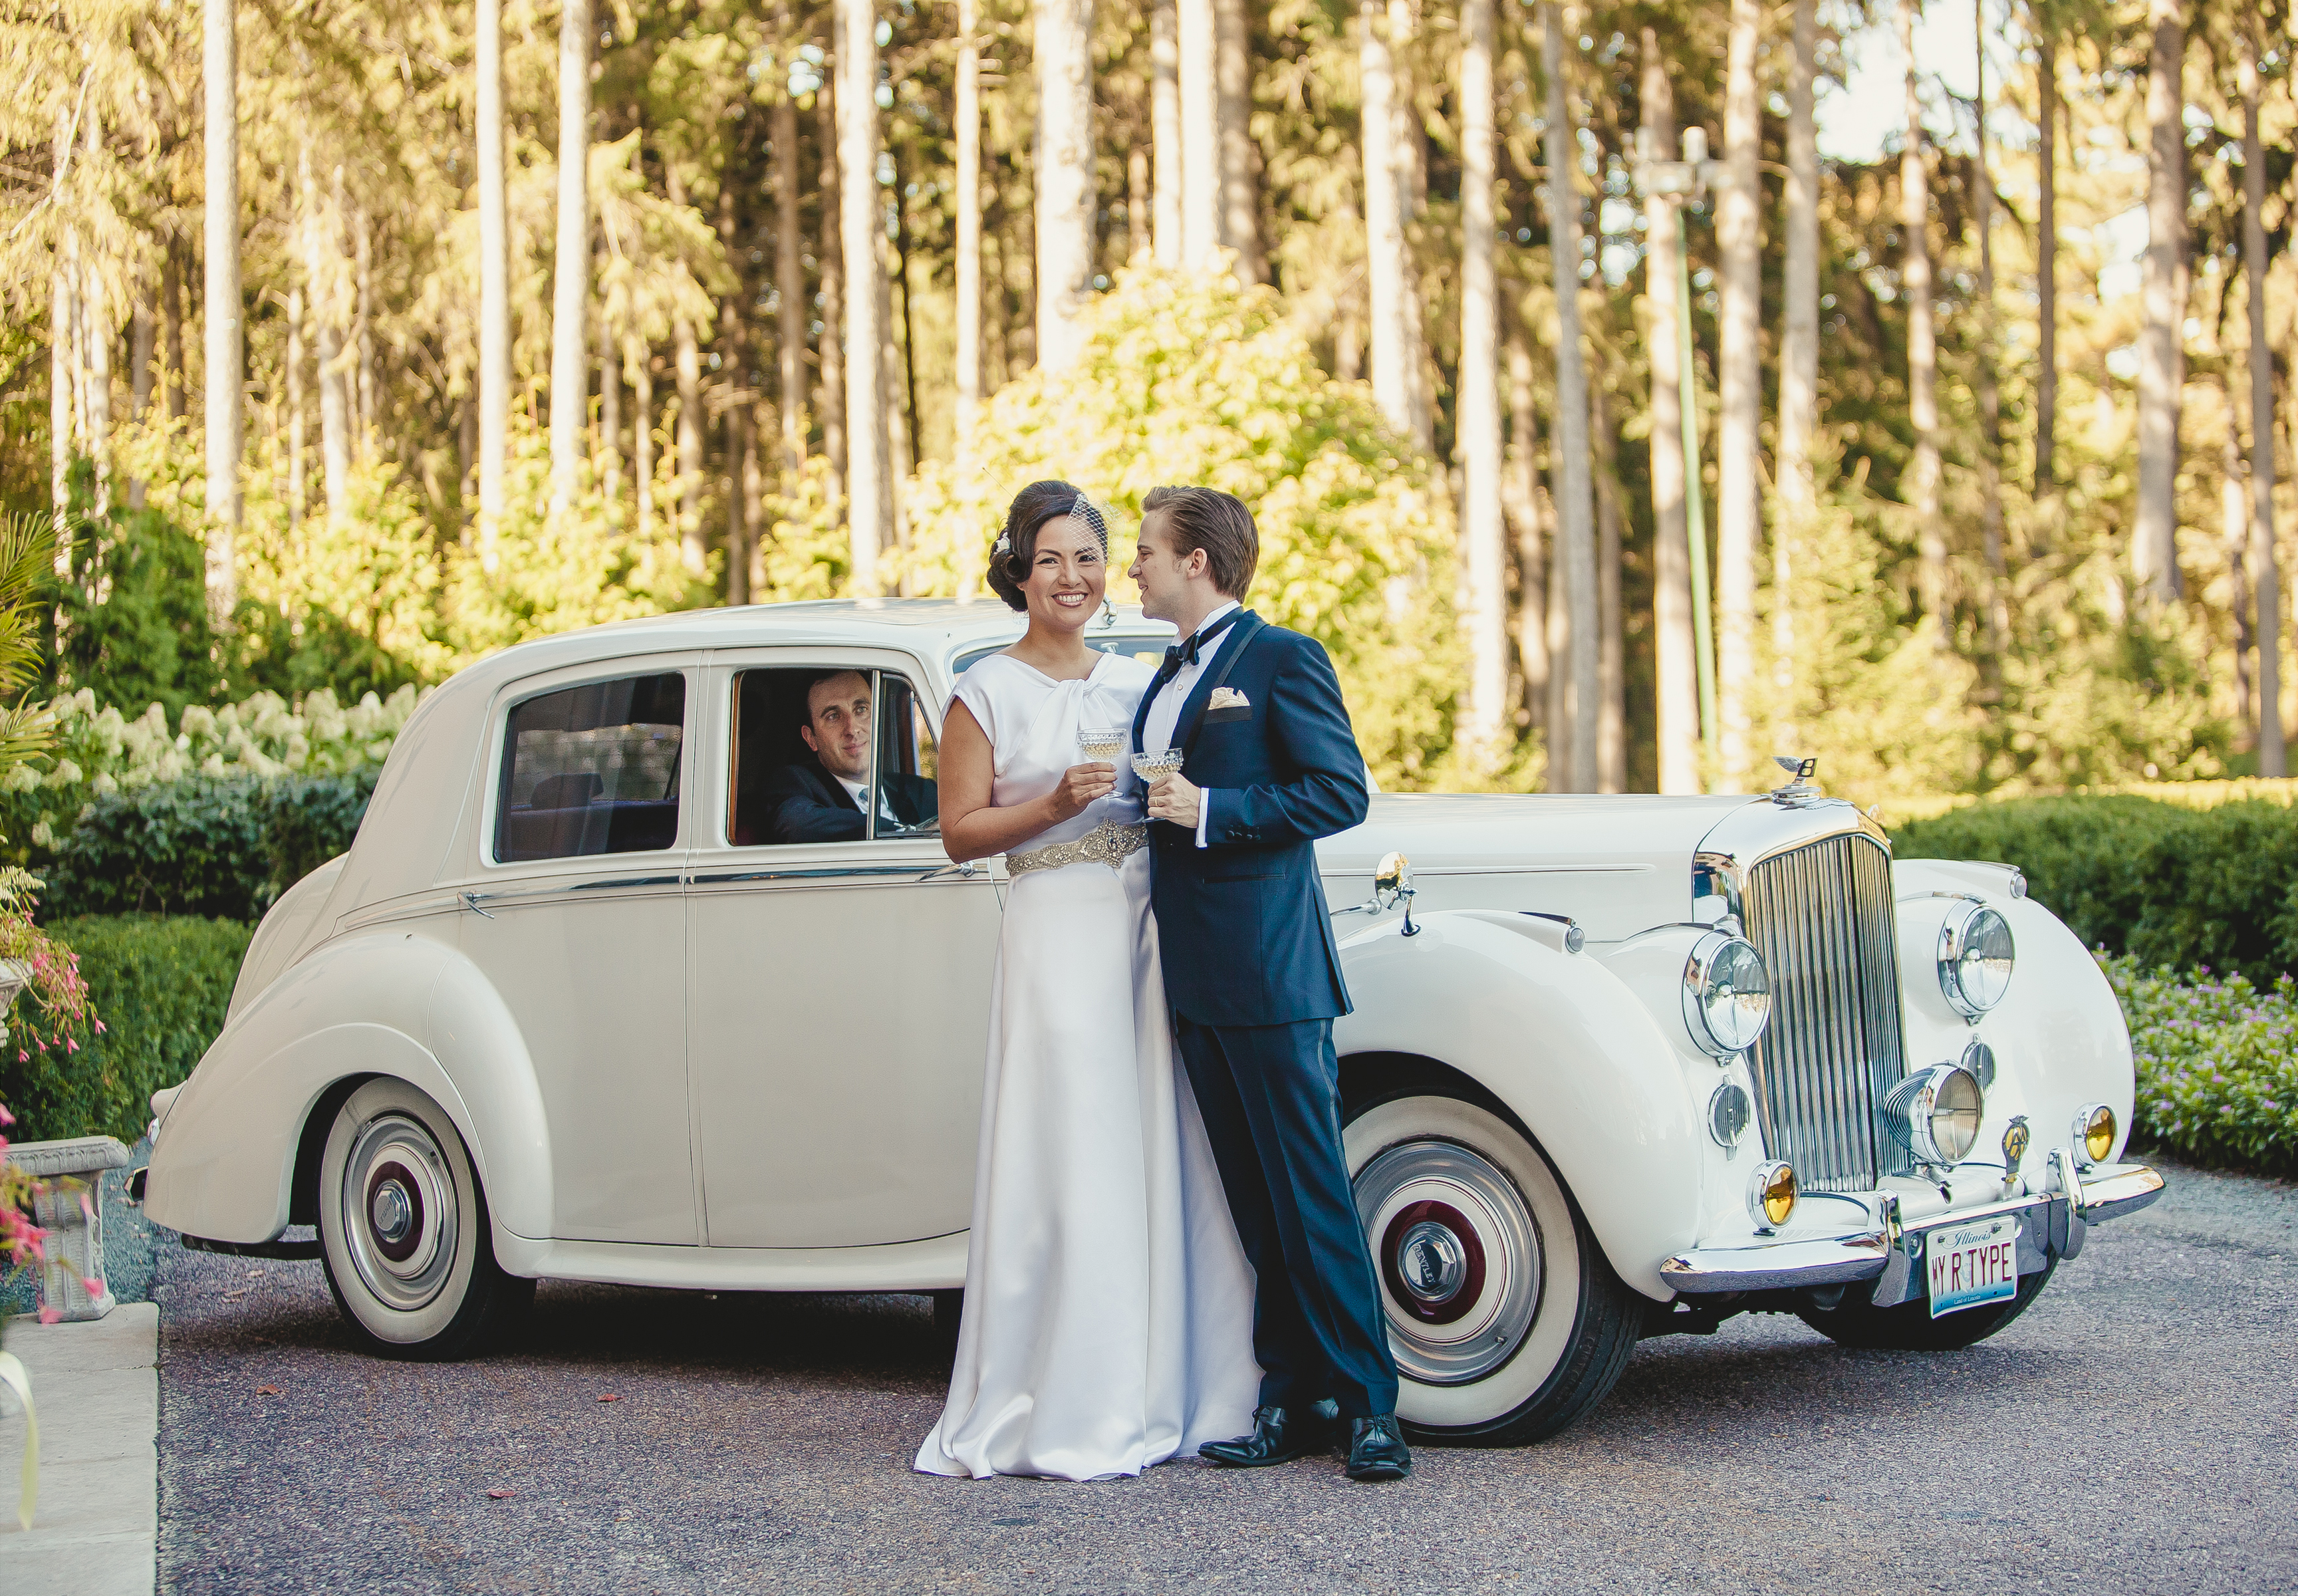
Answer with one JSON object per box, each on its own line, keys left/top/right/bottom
{"left": 2073, "top": 1103, "right": 2116, "bottom": 1166}
{"left": 1748, "top": 1160, "right": 1797, "bottom": 1229}
{"left": 1884, "top": 1063, "right": 1986, "bottom": 1166}
{"left": 1708, "top": 1082, "right": 1752, "bottom": 1149}
{"left": 1684, "top": 933, "right": 1773, "bottom": 1057}
{"left": 1938, "top": 903, "right": 2016, "bottom": 1020}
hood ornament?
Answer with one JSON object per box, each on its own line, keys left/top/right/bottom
{"left": 1769, "top": 755, "right": 1819, "bottom": 806}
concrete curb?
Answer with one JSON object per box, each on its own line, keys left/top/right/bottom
{"left": 0, "top": 1303, "right": 157, "bottom": 1596}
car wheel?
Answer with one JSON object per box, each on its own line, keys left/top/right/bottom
{"left": 1796, "top": 1258, "right": 2057, "bottom": 1352}
{"left": 1344, "top": 1093, "right": 1643, "bottom": 1446}
{"left": 318, "top": 1078, "right": 533, "bottom": 1359}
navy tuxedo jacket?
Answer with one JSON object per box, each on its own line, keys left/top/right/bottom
{"left": 1132, "top": 612, "right": 1368, "bottom": 1027}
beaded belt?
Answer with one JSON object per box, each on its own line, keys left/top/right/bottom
{"left": 1007, "top": 819, "right": 1148, "bottom": 876}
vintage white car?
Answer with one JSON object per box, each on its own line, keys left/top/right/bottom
{"left": 140, "top": 600, "right": 2164, "bottom": 1444}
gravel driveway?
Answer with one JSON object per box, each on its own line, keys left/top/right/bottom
{"left": 155, "top": 1159, "right": 2298, "bottom": 1595}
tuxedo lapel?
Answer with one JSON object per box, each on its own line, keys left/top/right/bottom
{"left": 1178, "top": 612, "right": 1265, "bottom": 756}
{"left": 812, "top": 765, "right": 862, "bottom": 814}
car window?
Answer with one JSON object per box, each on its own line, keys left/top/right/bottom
{"left": 495, "top": 673, "right": 686, "bottom": 863}
{"left": 951, "top": 632, "right": 1172, "bottom": 678}
{"left": 727, "top": 668, "right": 939, "bottom": 846}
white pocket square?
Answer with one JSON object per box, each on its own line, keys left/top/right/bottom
{"left": 1208, "top": 688, "right": 1250, "bottom": 710}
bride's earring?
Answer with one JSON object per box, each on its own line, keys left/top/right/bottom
{"left": 1100, "top": 597, "right": 1115, "bottom": 626}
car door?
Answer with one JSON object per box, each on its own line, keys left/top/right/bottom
{"left": 684, "top": 650, "right": 1003, "bottom": 1249}
{"left": 452, "top": 658, "right": 699, "bottom": 1246}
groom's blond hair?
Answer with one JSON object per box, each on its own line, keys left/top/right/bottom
{"left": 1142, "top": 487, "right": 1258, "bottom": 598}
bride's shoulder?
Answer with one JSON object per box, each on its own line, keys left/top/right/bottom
{"left": 1098, "top": 650, "right": 1156, "bottom": 688}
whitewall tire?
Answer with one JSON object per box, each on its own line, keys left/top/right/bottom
{"left": 318, "top": 1078, "right": 532, "bottom": 1359}
{"left": 1344, "top": 1093, "right": 1642, "bottom": 1446}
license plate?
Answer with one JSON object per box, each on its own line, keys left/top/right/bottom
{"left": 1924, "top": 1216, "right": 2020, "bottom": 1319}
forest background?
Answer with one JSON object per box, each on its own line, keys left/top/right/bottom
{"left": 0, "top": 0, "right": 2292, "bottom": 799}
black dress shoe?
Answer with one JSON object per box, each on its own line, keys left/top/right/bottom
{"left": 1344, "top": 1414, "right": 1413, "bottom": 1481}
{"left": 1198, "top": 1401, "right": 1339, "bottom": 1467}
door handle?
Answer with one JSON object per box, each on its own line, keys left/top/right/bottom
{"left": 915, "top": 863, "right": 980, "bottom": 883}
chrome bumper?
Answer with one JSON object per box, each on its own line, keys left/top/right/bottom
{"left": 1661, "top": 1162, "right": 2166, "bottom": 1302}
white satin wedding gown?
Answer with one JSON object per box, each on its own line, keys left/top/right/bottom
{"left": 915, "top": 649, "right": 1260, "bottom": 1481}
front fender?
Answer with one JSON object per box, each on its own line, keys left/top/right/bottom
{"left": 144, "top": 930, "right": 555, "bottom": 1247}
{"left": 1335, "top": 910, "right": 1702, "bottom": 1299}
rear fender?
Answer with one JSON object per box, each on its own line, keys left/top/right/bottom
{"left": 1335, "top": 911, "right": 1702, "bottom": 1299}
{"left": 142, "top": 931, "right": 554, "bottom": 1248}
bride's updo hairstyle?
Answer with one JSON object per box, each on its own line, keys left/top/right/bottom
{"left": 985, "top": 479, "right": 1100, "bottom": 612}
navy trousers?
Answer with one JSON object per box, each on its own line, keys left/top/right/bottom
{"left": 1175, "top": 1015, "right": 1400, "bottom": 1419}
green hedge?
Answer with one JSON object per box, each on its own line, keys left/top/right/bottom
{"left": 38, "top": 767, "right": 378, "bottom": 924}
{"left": 1, "top": 914, "right": 253, "bottom": 1144}
{"left": 1893, "top": 796, "right": 2298, "bottom": 983}
{"left": 2106, "top": 954, "right": 2298, "bottom": 1174}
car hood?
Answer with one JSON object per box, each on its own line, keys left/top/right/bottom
{"left": 1317, "top": 791, "right": 1771, "bottom": 941}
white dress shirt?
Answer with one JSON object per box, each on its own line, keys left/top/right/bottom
{"left": 837, "top": 773, "right": 895, "bottom": 825}
{"left": 1141, "top": 600, "right": 1240, "bottom": 850}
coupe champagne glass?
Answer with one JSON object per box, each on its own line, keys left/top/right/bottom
{"left": 1077, "top": 726, "right": 1129, "bottom": 763}
{"left": 1130, "top": 747, "right": 1186, "bottom": 782}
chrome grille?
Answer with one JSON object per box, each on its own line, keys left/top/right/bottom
{"left": 1741, "top": 831, "right": 1910, "bottom": 1193}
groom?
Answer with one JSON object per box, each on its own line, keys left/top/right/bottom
{"left": 1127, "top": 487, "right": 1411, "bottom": 1483}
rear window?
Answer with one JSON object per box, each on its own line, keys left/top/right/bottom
{"left": 495, "top": 674, "right": 686, "bottom": 863}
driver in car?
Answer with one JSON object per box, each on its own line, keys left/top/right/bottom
{"left": 765, "top": 669, "right": 938, "bottom": 843}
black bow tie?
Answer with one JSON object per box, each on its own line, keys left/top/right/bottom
{"left": 1155, "top": 609, "right": 1243, "bottom": 689}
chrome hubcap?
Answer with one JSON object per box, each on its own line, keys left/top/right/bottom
{"left": 342, "top": 1113, "right": 457, "bottom": 1312}
{"left": 1354, "top": 1138, "right": 1542, "bottom": 1385}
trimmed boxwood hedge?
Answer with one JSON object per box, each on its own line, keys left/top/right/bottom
{"left": 38, "top": 767, "right": 378, "bottom": 924}
{"left": 1, "top": 914, "right": 253, "bottom": 1144}
{"left": 1892, "top": 796, "right": 2298, "bottom": 984}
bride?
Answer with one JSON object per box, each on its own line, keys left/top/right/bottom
{"left": 914, "top": 481, "right": 1260, "bottom": 1481}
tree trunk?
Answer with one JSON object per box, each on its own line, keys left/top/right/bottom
{"left": 77, "top": 100, "right": 111, "bottom": 518}
{"left": 1775, "top": 0, "right": 1817, "bottom": 712}
{"left": 287, "top": 281, "right": 306, "bottom": 526}
{"left": 634, "top": 351, "right": 655, "bottom": 541}
{"left": 2035, "top": 34, "right": 2056, "bottom": 497}
{"left": 1214, "top": 0, "right": 1259, "bottom": 283}
{"left": 1509, "top": 323, "right": 1547, "bottom": 741}
{"left": 1716, "top": 0, "right": 1760, "bottom": 788}
{"left": 2132, "top": 0, "right": 2184, "bottom": 602}
{"left": 2241, "top": 33, "right": 2283, "bottom": 775}
{"left": 727, "top": 400, "right": 752, "bottom": 602}
{"left": 776, "top": 57, "right": 807, "bottom": 472}
{"left": 549, "top": 0, "right": 592, "bottom": 518}
{"left": 52, "top": 109, "right": 75, "bottom": 538}
{"left": 598, "top": 300, "right": 622, "bottom": 507}
{"left": 668, "top": 164, "right": 703, "bottom": 573}
{"left": 1360, "top": 0, "right": 1425, "bottom": 447}
{"left": 1541, "top": 2, "right": 1596, "bottom": 793}
{"left": 838, "top": 0, "right": 888, "bottom": 589}
{"left": 203, "top": 0, "right": 242, "bottom": 613}
{"left": 1642, "top": 32, "right": 1697, "bottom": 795}
{"left": 1035, "top": 0, "right": 1096, "bottom": 373}
{"left": 1974, "top": 5, "right": 2005, "bottom": 653}
{"left": 1903, "top": 0, "right": 1944, "bottom": 621}
{"left": 1591, "top": 372, "right": 1625, "bottom": 793}
{"left": 354, "top": 205, "right": 375, "bottom": 443}
{"left": 1152, "top": 0, "right": 1182, "bottom": 265}
{"left": 819, "top": 68, "right": 846, "bottom": 501}
{"left": 128, "top": 259, "right": 154, "bottom": 509}
{"left": 893, "top": 149, "right": 922, "bottom": 463}
{"left": 2226, "top": 415, "right": 2253, "bottom": 730}
{"left": 1180, "top": 0, "right": 1218, "bottom": 267}
{"left": 475, "top": 0, "right": 508, "bottom": 566}
{"left": 956, "top": 0, "right": 983, "bottom": 439}
{"left": 1128, "top": 146, "right": 1150, "bottom": 262}
{"left": 1456, "top": 0, "right": 1505, "bottom": 773}
{"left": 163, "top": 239, "right": 187, "bottom": 422}
{"left": 307, "top": 155, "right": 350, "bottom": 531}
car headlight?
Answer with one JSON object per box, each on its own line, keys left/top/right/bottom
{"left": 2073, "top": 1103, "right": 2116, "bottom": 1166}
{"left": 1960, "top": 1037, "right": 1995, "bottom": 1089}
{"left": 1884, "top": 1063, "right": 1986, "bottom": 1166}
{"left": 1682, "top": 933, "right": 1771, "bottom": 1058}
{"left": 1937, "top": 902, "right": 2015, "bottom": 1019}
{"left": 1707, "top": 1082, "right": 1753, "bottom": 1149}
{"left": 1748, "top": 1160, "right": 1797, "bottom": 1229}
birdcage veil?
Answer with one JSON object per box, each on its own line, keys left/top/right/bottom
{"left": 991, "top": 487, "right": 1110, "bottom": 559}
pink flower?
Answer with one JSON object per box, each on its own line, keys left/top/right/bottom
{"left": 64, "top": 1038, "right": 76, "bottom": 1052}
{"left": 35, "top": 1305, "right": 59, "bottom": 1325}
{"left": 0, "top": 1102, "right": 13, "bottom": 1126}
{"left": 94, "top": 1021, "right": 105, "bottom": 1034}
{"left": 13, "top": 1051, "right": 22, "bottom": 1063}
{"left": 81, "top": 1276, "right": 102, "bottom": 1299}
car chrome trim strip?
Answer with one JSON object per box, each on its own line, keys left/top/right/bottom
{"left": 685, "top": 864, "right": 953, "bottom": 884}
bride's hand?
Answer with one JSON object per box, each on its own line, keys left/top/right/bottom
{"left": 1048, "top": 761, "right": 1118, "bottom": 821}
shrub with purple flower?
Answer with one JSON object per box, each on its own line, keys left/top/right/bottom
{"left": 2103, "top": 952, "right": 2298, "bottom": 1174}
